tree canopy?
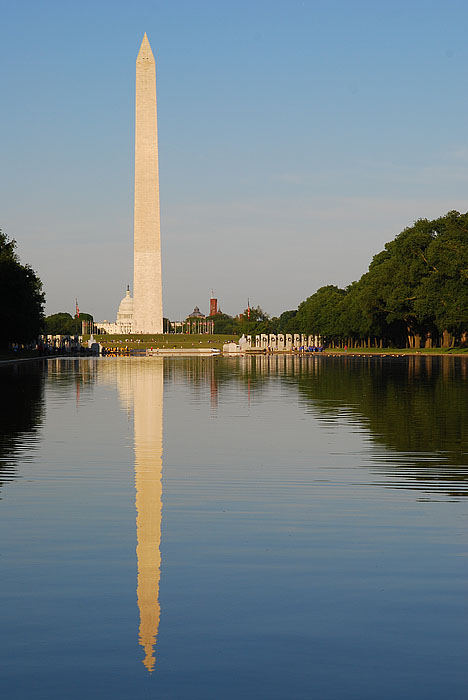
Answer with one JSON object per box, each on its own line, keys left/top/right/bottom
{"left": 44, "top": 312, "right": 93, "bottom": 336}
{"left": 0, "top": 230, "right": 45, "bottom": 348}
{"left": 293, "top": 211, "right": 468, "bottom": 347}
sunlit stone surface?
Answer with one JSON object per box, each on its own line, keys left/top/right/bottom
{"left": 133, "top": 34, "right": 163, "bottom": 334}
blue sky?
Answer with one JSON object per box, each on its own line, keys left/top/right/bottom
{"left": 1, "top": 0, "right": 468, "bottom": 321}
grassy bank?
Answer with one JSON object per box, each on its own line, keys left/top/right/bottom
{"left": 84, "top": 333, "right": 239, "bottom": 350}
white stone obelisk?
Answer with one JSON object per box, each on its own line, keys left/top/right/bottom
{"left": 133, "top": 33, "right": 163, "bottom": 334}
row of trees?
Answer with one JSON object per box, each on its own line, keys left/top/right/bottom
{"left": 212, "top": 211, "right": 468, "bottom": 348}
{"left": 210, "top": 307, "right": 299, "bottom": 337}
{"left": 294, "top": 211, "right": 468, "bottom": 348}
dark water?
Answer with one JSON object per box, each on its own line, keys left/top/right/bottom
{"left": 0, "top": 355, "right": 467, "bottom": 700}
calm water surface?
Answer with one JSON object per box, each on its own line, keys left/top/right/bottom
{"left": 0, "top": 355, "right": 467, "bottom": 699}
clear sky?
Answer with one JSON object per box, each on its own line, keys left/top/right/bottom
{"left": 1, "top": 0, "right": 468, "bottom": 321}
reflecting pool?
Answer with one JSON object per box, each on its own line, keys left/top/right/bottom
{"left": 0, "top": 356, "right": 467, "bottom": 699}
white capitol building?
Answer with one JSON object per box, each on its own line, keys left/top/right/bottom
{"left": 96, "top": 287, "right": 134, "bottom": 335}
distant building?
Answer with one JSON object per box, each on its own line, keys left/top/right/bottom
{"left": 96, "top": 287, "right": 134, "bottom": 334}
{"left": 209, "top": 297, "right": 218, "bottom": 316}
{"left": 187, "top": 306, "right": 205, "bottom": 319}
{"left": 117, "top": 287, "right": 134, "bottom": 331}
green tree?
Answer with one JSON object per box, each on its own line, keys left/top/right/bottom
{"left": 44, "top": 313, "right": 75, "bottom": 335}
{"left": 414, "top": 211, "right": 468, "bottom": 343}
{"left": 361, "top": 218, "right": 437, "bottom": 345}
{"left": 237, "top": 306, "right": 271, "bottom": 335}
{"left": 44, "top": 312, "right": 94, "bottom": 335}
{"left": 295, "top": 285, "right": 346, "bottom": 343}
{"left": 212, "top": 313, "right": 240, "bottom": 335}
{"left": 0, "top": 230, "right": 45, "bottom": 349}
{"left": 276, "top": 309, "right": 297, "bottom": 334}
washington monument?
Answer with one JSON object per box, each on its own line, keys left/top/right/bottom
{"left": 133, "top": 33, "right": 163, "bottom": 334}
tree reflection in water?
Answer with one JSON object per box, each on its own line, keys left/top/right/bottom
{"left": 0, "top": 362, "right": 45, "bottom": 495}
{"left": 169, "top": 354, "right": 468, "bottom": 500}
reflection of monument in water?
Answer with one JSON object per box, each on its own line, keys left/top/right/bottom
{"left": 133, "top": 358, "right": 163, "bottom": 672}
{"left": 113, "top": 358, "right": 163, "bottom": 672}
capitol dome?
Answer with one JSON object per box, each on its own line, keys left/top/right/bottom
{"left": 117, "top": 286, "right": 134, "bottom": 322}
